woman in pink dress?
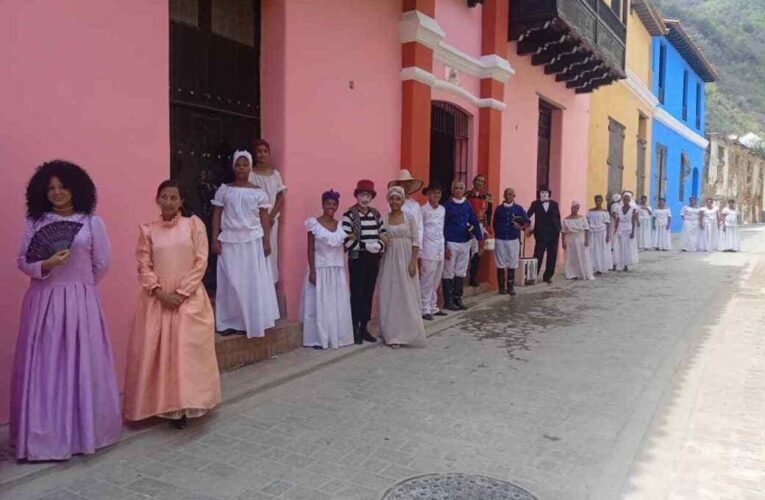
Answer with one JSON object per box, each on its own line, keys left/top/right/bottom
{"left": 11, "top": 160, "right": 121, "bottom": 461}
{"left": 123, "top": 180, "right": 221, "bottom": 429}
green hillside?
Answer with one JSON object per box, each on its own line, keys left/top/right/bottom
{"left": 652, "top": 0, "right": 765, "bottom": 136}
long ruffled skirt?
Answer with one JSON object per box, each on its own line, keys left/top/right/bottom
{"left": 300, "top": 266, "right": 354, "bottom": 349}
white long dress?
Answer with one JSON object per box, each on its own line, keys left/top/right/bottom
{"left": 212, "top": 185, "right": 280, "bottom": 337}
{"left": 613, "top": 205, "right": 639, "bottom": 269}
{"left": 249, "top": 169, "right": 287, "bottom": 283}
{"left": 300, "top": 218, "right": 354, "bottom": 349}
{"left": 719, "top": 207, "right": 741, "bottom": 251}
{"left": 653, "top": 208, "right": 672, "bottom": 250}
{"left": 681, "top": 206, "right": 701, "bottom": 252}
{"left": 563, "top": 217, "right": 594, "bottom": 280}
{"left": 586, "top": 210, "right": 612, "bottom": 273}
{"left": 698, "top": 207, "right": 720, "bottom": 252}
{"left": 637, "top": 206, "right": 654, "bottom": 250}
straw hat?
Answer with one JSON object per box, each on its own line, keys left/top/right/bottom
{"left": 388, "top": 169, "right": 424, "bottom": 195}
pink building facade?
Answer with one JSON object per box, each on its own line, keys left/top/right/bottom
{"left": 0, "top": 0, "right": 592, "bottom": 424}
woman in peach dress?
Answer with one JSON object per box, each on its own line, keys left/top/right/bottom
{"left": 123, "top": 180, "right": 221, "bottom": 429}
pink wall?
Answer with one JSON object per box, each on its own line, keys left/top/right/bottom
{"left": 435, "top": 0, "right": 482, "bottom": 58}
{"left": 0, "top": 0, "right": 169, "bottom": 424}
{"left": 261, "top": 0, "right": 402, "bottom": 320}
{"left": 501, "top": 43, "right": 591, "bottom": 213}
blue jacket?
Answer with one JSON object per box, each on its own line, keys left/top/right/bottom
{"left": 443, "top": 198, "right": 484, "bottom": 243}
{"left": 493, "top": 203, "right": 528, "bottom": 240}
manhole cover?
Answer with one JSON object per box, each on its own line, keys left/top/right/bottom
{"left": 382, "top": 473, "right": 538, "bottom": 500}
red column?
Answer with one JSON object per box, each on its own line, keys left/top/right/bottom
{"left": 400, "top": 1, "right": 436, "bottom": 185}
{"left": 478, "top": 0, "right": 509, "bottom": 286}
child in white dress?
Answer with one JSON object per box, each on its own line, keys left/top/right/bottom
{"left": 653, "top": 198, "right": 672, "bottom": 251}
{"left": 720, "top": 199, "right": 741, "bottom": 252}
{"left": 251, "top": 139, "right": 287, "bottom": 284}
{"left": 562, "top": 201, "right": 594, "bottom": 280}
{"left": 300, "top": 190, "right": 354, "bottom": 349}
{"left": 211, "top": 150, "right": 280, "bottom": 338}
{"left": 636, "top": 195, "right": 654, "bottom": 250}
{"left": 587, "top": 195, "right": 612, "bottom": 274}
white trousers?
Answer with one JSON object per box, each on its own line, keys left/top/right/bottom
{"left": 494, "top": 239, "right": 520, "bottom": 269}
{"left": 419, "top": 259, "right": 444, "bottom": 315}
{"left": 442, "top": 241, "right": 472, "bottom": 279}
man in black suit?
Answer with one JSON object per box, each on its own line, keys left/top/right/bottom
{"left": 526, "top": 187, "right": 562, "bottom": 284}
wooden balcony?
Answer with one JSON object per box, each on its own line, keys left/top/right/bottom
{"left": 509, "top": 0, "right": 627, "bottom": 93}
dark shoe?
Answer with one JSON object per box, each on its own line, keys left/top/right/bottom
{"left": 442, "top": 279, "right": 458, "bottom": 311}
{"left": 497, "top": 269, "right": 507, "bottom": 295}
{"left": 422, "top": 314, "right": 434, "bottom": 321}
{"left": 362, "top": 333, "right": 377, "bottom": 343}
{"left": 454, "top": 277, "right": 467, "bottom": 310}
{"left": 172, "top": 415, "right": 188, "bottom": 430}
{"left": 434, "top": 310, "right": 448, "bottom": 316}
{"left": 507, "top": 269, "right": 517, "bottom": 296}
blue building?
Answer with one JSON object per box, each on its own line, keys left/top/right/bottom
{"left": 650, "top": 20, "right": 717, "bottom": 232}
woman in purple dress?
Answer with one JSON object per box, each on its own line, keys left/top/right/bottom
{"left": 10, "top": 160, "right": 121, "bottom": 461}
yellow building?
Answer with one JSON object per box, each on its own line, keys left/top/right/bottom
{"left": 587, "top": 0, "right": 667, "bottom": 203}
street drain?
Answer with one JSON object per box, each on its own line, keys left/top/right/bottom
{"left": 382, "top": 473, "right": 538, "bottom": 499}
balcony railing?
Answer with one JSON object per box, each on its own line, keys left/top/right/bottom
{"left": 509, "top": 0, "right": 626, "bottom": 92}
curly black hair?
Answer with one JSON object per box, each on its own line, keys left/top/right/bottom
{"left": 25, "top": 160, "right": 97, "bottom": 220}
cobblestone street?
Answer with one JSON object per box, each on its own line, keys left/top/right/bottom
{"left": 2, "top": 228, "right": 764, "bottom": 500}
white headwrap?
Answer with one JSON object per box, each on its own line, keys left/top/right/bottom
{"left": 571, "top": 200, "right": 580, "bottom": 208}
{"left": 611, "top": 193, "right": 622, "bottom": 203}
{"left": 387, "top": 186, "right": 405, "bottom": 200}
{"left": 232, "top": 149, "right": 253, "bottom": 168}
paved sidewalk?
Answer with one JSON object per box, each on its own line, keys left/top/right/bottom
{"left": 0, "top": 229, "right": 763, "bottom": 500}
{"left": 621, "top": 227, "right": 765, "bottom": 500}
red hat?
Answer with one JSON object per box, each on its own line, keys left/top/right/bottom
{"left": 353, "top": 179, "right": 376, "bottom": 199}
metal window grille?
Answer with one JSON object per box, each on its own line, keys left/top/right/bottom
{"left": 431, "top": 101, "right": 470, "bottom": 185}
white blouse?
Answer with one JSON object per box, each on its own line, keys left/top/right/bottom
{"left": 654, "top": 208, "right": 672, "bottom": 226}
{"left": 211, "top": 184, "right": 271, "bottom": 242}
{"left": 615, "top": 206, "right": 637, "bottom": 233}
{"left": 305, "top": 218, "right": 345, "bottom": 268}
{"left": 586, "top": 210, "right": 610, "bottom": 233}
{"left": 721, "top": 207, "right": 739, "bottom": 227}
{"left": 562, "top": 216, "right": 589, "bottom": 234}
{"left": 638, "top": 206, "right": 653, "bottom": 221}
{"left": 700, "top": 207, "right": 719, "bottom": 225}
{"left": 681, "top": 206, "right": 700, "bottom": 220}
{"left": 249, "top": 169, "right": 287, "bottom": 219}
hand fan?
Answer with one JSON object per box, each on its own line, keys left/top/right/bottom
{"left": 25, "top": 221, "right": 84, "bottom": 263}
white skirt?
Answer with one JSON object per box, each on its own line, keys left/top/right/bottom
{"left": 589, "top": 230, "right": 612, "bottom": 273}
{"left": 300, "top": 267, "right": 354, "bottom": 349}
{"left": 681, "top": 222, "right": 700, "bottom": 252}
{"left": 698, "top": 223, "right": 719, "bottom": 252}
{"left": 719, "top": 226, "right": 741, "bottom": 251}
{"left": 637, "top": 220, "right": 653, "bottom": 250}
{"left": 564, "top": 233, "right": 594, "bottom": 280}
{"left": 267, "top": 219, "right": 279, "bottom": 283}
{"left": 613, "top": 230, "right": 638, "bottom": 268}
{"left": 654, "top": 224, "right": 672, "bottom": 250}
{"left": 216, "top": 239, "right": 280, "bottom": 338}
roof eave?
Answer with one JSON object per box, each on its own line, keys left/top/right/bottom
{"left": 664, "top": 19, "right": 719, "bottom": 83}
{"left": 631, "top": 0, "right": 667, "bottom": 36}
